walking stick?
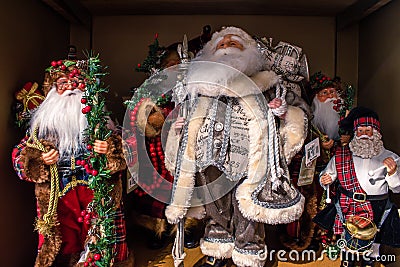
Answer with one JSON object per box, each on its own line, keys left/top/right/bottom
{"left": 171, "top": 35, "right": 191, "bottom": 267}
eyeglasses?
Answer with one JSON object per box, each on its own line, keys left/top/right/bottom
{"left": 56, "top": 79, "right": 80, "bottom": 89}
{"left": 317, "top": 89, "right": 337, "bottom": 97}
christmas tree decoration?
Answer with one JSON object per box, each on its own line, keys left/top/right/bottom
{"left": 135, "top": 33, "right": 167, "bottom": 74}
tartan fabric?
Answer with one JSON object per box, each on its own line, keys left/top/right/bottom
{"left": 12, "top": 136, "right": 31, "bottom": 182}
{"left": 334, "top": 146, "right": 374, "bottom": 234}
{"left": 353, "top": 117, "right": 380, "bottom": 132}
{"left": 113, "top": 206, "right": 129, "bottom": 262}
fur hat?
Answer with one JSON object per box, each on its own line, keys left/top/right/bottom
{"left": 208, "top": 26, "right": 256, "bottom": 49}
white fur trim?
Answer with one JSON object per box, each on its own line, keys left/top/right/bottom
{"left": 186, "top": 205, "right": 206, "bottom": 220}
{"left": 236, "top": 182, "right": 305, "bottom": 224}
{"left": 250, "top": 70, "right": 280, "bottom": 92}
{"left": 164, "top": 122, "right": 180, "bottom": 175}
{"left": 279, "top": 105, "right": 307, "bottom": 164}
{"left": 200, "top": 239, "right": 234, "bottom": 259}
{"left": 232, "top": 248, "right": 266, "bottom": 267}
{"left": 165, "top": 98, "right": 211, "bottom": 224}
{"left": 201, "top": 26, "right": 256, "bottom": 57}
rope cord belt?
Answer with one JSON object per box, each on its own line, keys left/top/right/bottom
{"left": 26, "top": 127, "right": 60, "bottom": 237}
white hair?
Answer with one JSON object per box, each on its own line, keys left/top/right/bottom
{"left": 349, "top": 130, "right": 383, "bottom": 158}
{"left": 311, "top": 96, "right": 341, "bottom": 140}
{"left": 194, "top": 26, "right": 264, "bottom": 77}
{"left": 29, "top": 87, "right": 88, "bottom": 160}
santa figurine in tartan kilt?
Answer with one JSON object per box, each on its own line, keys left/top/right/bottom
{"left": 12, "top": 58, "right": 134, "bottom": 267}
{"left": 313, "top": 107, "right": 400, "bottom": 267}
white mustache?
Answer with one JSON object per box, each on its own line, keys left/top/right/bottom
{"left": 356, "top": 134, "right": 373, "bottom": 140}
{"left": 323, "top": 97, "right": 337, "bottom": 103}
{"left": 62, "top": 88, "right": 83, "bottom": 96}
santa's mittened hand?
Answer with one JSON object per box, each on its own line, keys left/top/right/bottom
{"left": 42, "top": 149, "right": 59, "bottom": 165}
{"left": 94, "top": 140, "right": 109, "bottom": 154}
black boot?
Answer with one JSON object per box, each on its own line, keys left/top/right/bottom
{"left": 361, "top": 257, "right": 377, "bottom": 267}
{"left": 148, "top": 231, "right": 168, "bottom": 250}
{"left": 184, "top": 230, "right": 200, "bottom": 249}
{"left": 199, "top": 256, "right": 228, "bottom": 267}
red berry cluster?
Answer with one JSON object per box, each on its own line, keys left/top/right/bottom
{"left": 82, "top": 101, "right": 92, "bottom": 114}
{"left": 78, "top": 209, "right": 97, "bottom": 225}
{"left": 83, "top": 253, "right": 102, "bottom": 267}
{"left": 317, "top": 75, "right": 331, "bottom": 83}
{"left": 76, "top": 159, "right": 99, "bottom": 176}
{"left": 333, "top": 99, "right": 342, "bottom": 112}
{"left": 129, "top": 98, "right": 173, "bottom": 197}
{"left": 50, "top": 60, "right": 67, "bottom": 71}
{"left": 129, "top": 98, "right": 148, "bottom": 126}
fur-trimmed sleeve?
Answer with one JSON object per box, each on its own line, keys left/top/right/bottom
{"left": 279, "top": 105, "right": 308, "bottom": 164}
{"left": 13, "top": 137, "right": 55, "bottom": 183}
{"left": 105, "top": 134, "right": 127, "bottom": 174}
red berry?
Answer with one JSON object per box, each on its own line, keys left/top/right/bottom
{"left": 76, "top": 159, "right": 82, "bottom": 165}
{"left": 87, "top": 257, "right": 92, "bottom": 262}
{"left": 51, "top": 61, "right": 57, "bottom": 67}
{"left": 69, "top": 73, "right": 75, "bottom": 78}
{"left": 137, "top": 63, "right": 141, "bottom": 68}
{"left": 57, "top": 60, "right": 63, "bottom": 66}
{"left": 61, "top": 65, "right": 67, "bottom": 70}
{"left": 84, "top": 262, "right": 89, "bottom": 267}
{"left": 85, "top": 106, "right": 92, "bottom": 112}
{"left": 81, "top": 98, "right": 87, "bottom": 104}
{"left": 80, "top": 210, "right": 87, "bottom": 217}
{"left": 155, "top": 33, "right": 159, "bottom": 39}
{"left": 78, "top": 217, "right": 84, "bottom": 223}
{"left": 94, "top": 254, "right": 101, "bottom": 261}
{"left": 79, "top": 83, "right": 86, "bottom": 89}
{"left": 84, "top": 214, "right": 91, "bottom": 220}
{"left": 79, "top": 160, "right": 86, "bottom": 166}
{"left": 87, "top": 144, "right": 93, "bottom": 150}
{"left": 72, "top": 68, "right": 78, "bottom": 74}
{"left": 85, "top": 219, "right": 91, "bottom": 225}
{"left": 91, "top": 169, "right": 98, "bottom": 176}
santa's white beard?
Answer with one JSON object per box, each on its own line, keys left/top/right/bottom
{"left": 29, "top": 88, "right": 88, "bottom": 160}
{"left": 311, "top": 97, "right": 341, "bottom": 140}
{"left": 349, "top": 131, "right": 383, "bottom": 158}
{"left": 195, "top": 45, "right": 263, "bottom": 77}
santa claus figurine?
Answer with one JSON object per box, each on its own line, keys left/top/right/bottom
{"left": 12, "top": 59, "right": 133, "bottom": 267}
{"left": 314, "top": 107, "right": 400, "bottom": 267}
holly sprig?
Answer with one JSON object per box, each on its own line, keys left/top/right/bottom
{"left": 80, "top": 52, "right": 117, "bottom": 267}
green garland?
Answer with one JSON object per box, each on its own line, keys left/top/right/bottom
{"left": 81, "top": 53, "right": 116, "bottom": 267}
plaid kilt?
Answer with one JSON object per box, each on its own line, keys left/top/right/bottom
{"left": 333, "top": 146, "right": 374, "bottom": 234}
